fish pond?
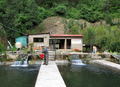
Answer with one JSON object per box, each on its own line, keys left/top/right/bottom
{"left": 0, "top": 65, "right": 40, "bottom": 87}
{"left": 57, "top": 62, "right": 120, "bottom": 87}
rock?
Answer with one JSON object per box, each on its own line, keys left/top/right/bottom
{"left": 7, "top": 54, "right": 19, "bottom": 60}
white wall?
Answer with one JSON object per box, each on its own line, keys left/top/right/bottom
{"left": 71, "top": 39, "right": 83, "bottom": 51}
{"left": 28, "top": 34, "right": 49, "bottom": 48}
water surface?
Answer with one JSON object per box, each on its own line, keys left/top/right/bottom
{"left": 0, "top": 65, "right": 40, "bottom": 87}
{"left": 58, "top": 63, "right": 120, "bottom": 87}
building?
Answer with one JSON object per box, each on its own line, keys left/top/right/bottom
{"left": 15, "top": 36, "right": 27, "bottom": 48}
{"left": 27, "top": 33, "right": 83, "bottom": 51}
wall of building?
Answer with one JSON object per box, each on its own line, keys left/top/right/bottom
{"left": 28, "top": 34, "right": 49, "bottom": 50}
{"left": 50, "top": 37, "right": 83, "bottom": 51}
{"left": 71, "top": 39, "right": 83, "bottom": 51}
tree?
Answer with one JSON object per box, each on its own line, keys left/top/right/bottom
{"left": 102, "top": 0, "right": 111, "bottom": 11}
{"left": 55, "top": 5, "right": 67, "bottom": 15}
{"left": 87, "top": 27, "right": 95, "bottom": 52}
{"left": 70, "top": 26, "right": 79, "bottom": 34}
{"left": 105, "top": 11, "right": 112, "bottom": 25}
{"left": 0, "top": 0, "right": 47, "bottom": 44}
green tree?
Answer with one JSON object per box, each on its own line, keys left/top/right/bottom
{"left": 0, "top": 0, "right": 47, "bottom": 44}
{"left": 84, "top": 22, "right": 86, "bottom": 28}
{"left": 87, "top": 27, "right": 95, "bottom": 52}
{"left": 68, "top": 19, "right": 74, "bottom": 29}
{"left": 95, "top": 35, "right": 112, "bottom": 51}
{"left": 102, "top": 0, "right": 111, "bottom": 11}
{"left": 105, "top": 11, "right": 112, "bottom": 25}
{"left": 55, "top": 5, "right": 67, "bottom": 15}
{"left": 70, "top": 26, "right": 79, "bottom": 34}
{"left": 81, "top": 24, "right": 83, "bottom": 29}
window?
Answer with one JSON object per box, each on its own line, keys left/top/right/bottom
{"left": 49, "top": 39, "right": 60, "bottom": 44}
{"left": 34, "top": 38, "right": 44, "bottom": 42}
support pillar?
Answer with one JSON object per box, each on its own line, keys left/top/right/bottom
{"left": 64, "top": 39, "right": 66, "bottom": 49}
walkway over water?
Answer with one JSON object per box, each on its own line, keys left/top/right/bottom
{"left": 93, "top": 60, "right": 120, "bottom": 72}
{"left": 35, "top": 61, "right": 66, "bottom": 87}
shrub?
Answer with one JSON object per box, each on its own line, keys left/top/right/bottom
{"left": 68, "top": 19, "right": 74, "bottom": 29}
{"left": 0, "top": 44, "right": 4, "bottom": 52}
{"left": 29, "top": 43, "right": 34, "bottom": 53}
{"left": 55, "top": 5, "right": 67, "bottom": 15}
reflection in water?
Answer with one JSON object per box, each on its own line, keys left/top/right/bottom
{"left": 58, "top": 63, "right": 120, "bottom": 87}
{"left": 0, "top": 65, "right": 40, "bottom": 87}
{"left": 70, "top": 64, "right": 86, "bottom": 72}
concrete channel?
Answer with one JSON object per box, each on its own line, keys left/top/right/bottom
{"left": 93, "top": 60, "right": 120, "bottom": 72}
{"left": 35, "top": 61, "right": 66, "bottom": 87}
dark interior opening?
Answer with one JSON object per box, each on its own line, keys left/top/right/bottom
{"left": 67, "top": 39, "right": 71, "bottom": 49}
{"left": 59, "top": 39, "right": 65, "bottom": 49}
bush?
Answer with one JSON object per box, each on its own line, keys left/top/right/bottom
{"left": 68, "top": 19, "right": 74, "bottom": 29}
{"left": 29, "top": 43, "right": 34, "bottom": 53}
{"left": 105, "top": 11, "right": 112, "bottom": 25}
{"left": 109, "top": 40, "right": 120, "bottom": 52}
{"left": 38, "top": 7, "right": 48, "bottom": 19}
{"left": 65, "top": 8, "right": 81, "bottom": 19}
{"left": 55, "top": 5, "right": 67, "bottom": 15}
{"left": 70, "top": 26, "right": 79, "bottom": 34}
{"left": 10, "top": 46, "right": 17, "bottom": 51}
{"left": 0, "top": 44, "right": 4, "bottom": 52}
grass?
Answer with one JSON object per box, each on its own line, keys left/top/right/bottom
{"left": 0, "top": 58, "right": 6, "bottom": 61}
{"left": 21, "top": 48, "right": 29, "bottom": 53}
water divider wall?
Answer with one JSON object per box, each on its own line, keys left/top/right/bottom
{"left": 93, "top": 60, "right": 120, "bottom": 72}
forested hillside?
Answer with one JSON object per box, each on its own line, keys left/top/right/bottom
{"left": 0, "top": 0, "right": 120, "bottom": 52}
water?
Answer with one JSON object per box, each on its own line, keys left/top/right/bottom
{"left": 11, "top": 54, "right": 29, "bottom": 66}
{"left": 69, "top": 54, "right": 86, "bottom": 65}
{"left": 58, "top": 63, "right": 120, "bottom": 87}
{"left": 11, "top": 60, "right": 28, "bottom": 67}
{"left": 0, "top": 65, "right": 40, "bottom": 87}
{"left": 71, "top": 59, "right": 86, "bottom": 65}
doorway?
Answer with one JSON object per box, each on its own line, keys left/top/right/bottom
{"left": 59, "top": 39, "right": 65, "bottom": 49}
{"left": 67, "top": 39, "right": 71, "bottom": 49}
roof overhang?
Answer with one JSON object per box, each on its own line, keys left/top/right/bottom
{"left": 50, "top": 34, "right": 83, "bottom": 37}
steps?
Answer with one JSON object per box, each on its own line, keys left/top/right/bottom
{"left": 36, "top": 51, "right": 55, "bottom": 61}
{"left": 49, "top": 52, "right": 55, "bottom": 61}
{"left": 91, "top": 53, "right": 102, "bottom": 60}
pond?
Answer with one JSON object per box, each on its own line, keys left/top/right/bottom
{"left": 0, "top": 65, "right": 40, "bottom": 87}
{"left": 57, "top": 62, "right": 120, "bottom": 87}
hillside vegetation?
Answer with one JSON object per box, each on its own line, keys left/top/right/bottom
{"left": 33, "top": 16, "right": 120, "bottom": 52}
{"left": 0, "top": 0, "right": 120, "bottom": 52}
